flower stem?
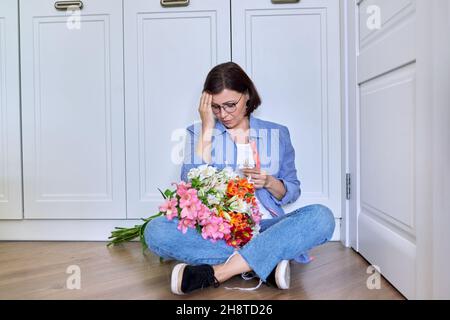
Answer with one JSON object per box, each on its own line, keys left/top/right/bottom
{"left": 107, "top": 212, "right": 163, "bottom": 250}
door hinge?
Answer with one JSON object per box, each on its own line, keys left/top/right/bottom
{"left": 346, "top": 173, "right": 351, "bottom": 200}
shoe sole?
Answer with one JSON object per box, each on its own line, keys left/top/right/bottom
{"left": 275, "top": 260, "right": 290, "bottom": 289}
{"left": 171, "top": 263, "right": 187, "bottom": 295}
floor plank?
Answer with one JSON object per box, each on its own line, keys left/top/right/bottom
{"left": 0, "top": 241, "right": 404, "bottom": 300}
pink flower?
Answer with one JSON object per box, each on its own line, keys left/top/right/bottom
{"left": 201, "top": 216, "right": 231, "bottom": 242}
{"left": 197, "top": 205, "right": 212, "bottom": 226}
{"left": 177, "top": 218, "right": 196, "bottom": 234}
{"left": 180, "top": 205, "right": 199, "bottom": 220}
{"left": 251, "top": 206, "right": 262, "bottom": 224}
{"left": 251, "top": 213, "right": 262, "bottom": 224}
{"left": 159, "top": 198, "right": 178, "bottom": 220}
{"left": 217, "top": 220, "right": 232, "bottom": 236}
{"left": 178, "top": 188, "right": 199, "bottom": 208}
{"left": 174, "top": 181, "right": 192, "bottom": 197}
{"left": 178, "top": 188, "right": 202, "bottom": 220}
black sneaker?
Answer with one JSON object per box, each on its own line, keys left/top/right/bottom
{"left": 171, "top": 263, "right": 220, "bottom": 295}
{"left": 266, "top": 260, "right": 290, "bottom": 289}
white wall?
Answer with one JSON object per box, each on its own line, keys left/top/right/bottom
{"left": 429, "top": 0, "right": 450, "bottom": 300}
{"left": 414, "top": 0, "right": 450, "bottom": 300}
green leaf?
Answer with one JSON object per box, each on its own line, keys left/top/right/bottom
{"left": 157, "top": 188, "right": 167, "bottom": 199}
{"left": 191, "top": 178, "right": 201, "bottom": 189}
{"left": 164, "top": 189, "right": 175, "bottom": 199}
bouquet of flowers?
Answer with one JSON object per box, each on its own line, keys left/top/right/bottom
{"left": 107, "top": 165, "right": 262, "bottom": 251}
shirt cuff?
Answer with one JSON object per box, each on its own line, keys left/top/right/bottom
{"left": 270, "top": 178, "right": 300, "bottom": 207}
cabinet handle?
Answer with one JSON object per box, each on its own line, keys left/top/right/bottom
{"left": 271, "top": 0, "right": 300, "bottom": 4}
{"left": 160, "top": 0, "right": 189, "bottom": 8}
{"left": 54, "top": 1, "right": 83, "bottom": 10}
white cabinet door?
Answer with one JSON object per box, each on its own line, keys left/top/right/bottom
{"left": 356, "top": 0, "right": 417, "bottom": 298}
{"left": 0, "top": 0, "right": 22, "bottom": 219}
{"left": 231, "top": 0, "right": 342, "bottom": 239}
{"left": 20, "top": 0, "right": 126, "bottom": 219}
{"left": 124, "top": 0, "right": 231, "bottom": 218}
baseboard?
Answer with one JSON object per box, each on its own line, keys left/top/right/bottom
{"left": 358, "top": 212, "right": 415, "bottom": 299}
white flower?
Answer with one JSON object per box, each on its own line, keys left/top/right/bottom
{"left": 222, "top": 166, "right": 238, "bottom": 179}
{"left": 205, "top": 175, "right": 218, "bottom": 189}
{"left": 241, "top": 201, "right": 252, "bottom": 214}
{"left": 207, "top": 194, "right": 220, "bottom": 206}
{"left": 187, "top": 167, "right": 200, "bottom": 180}
{"left": 229, "top": 198, "right": 250, "bottom": 213}
{"left": 221, "top": 210, "right": 232, "bottom": 221}
{"left": 252, "top": 224, "right": 261, "bottom": 236}
{"left": 214, "top": 182, "right": 227, "bottom": 195}
{"left": 198, "top": 188, "right": 206, "bottom": 197}
{"left": 198, "top": 165, "right": 217, "bottom": 181}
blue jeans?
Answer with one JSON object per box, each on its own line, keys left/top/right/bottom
{"left": 144, "top": 204, "right": 335, "bottom": 281}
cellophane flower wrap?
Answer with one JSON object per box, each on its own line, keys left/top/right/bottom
{"left": 108, "top": 165, "right": 262, "bottom": 250}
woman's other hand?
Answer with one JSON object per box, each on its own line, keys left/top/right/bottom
{"left": 240, "top": 167, "right": 269, "bottom": 190}
{"left": 241, "top": 167, "right": 287, "bottom": 201}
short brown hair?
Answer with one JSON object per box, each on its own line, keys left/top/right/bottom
{"left": 203, "top": 62, "right": 261, "bottom": 116}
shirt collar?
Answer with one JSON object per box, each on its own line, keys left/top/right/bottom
{"left": 214, "top": 114, "right": 261, "bottom": 140}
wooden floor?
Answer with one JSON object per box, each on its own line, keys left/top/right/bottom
{"left": 0, "top": 241, "right": 404, "bottom": 300}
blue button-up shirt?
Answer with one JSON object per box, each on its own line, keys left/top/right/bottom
{"left": 180, "top": 114, "right": 301, "bottom": 218}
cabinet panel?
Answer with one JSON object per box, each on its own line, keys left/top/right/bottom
{"left": 232, "top": 0, "right": 342, "bottom": 226}
{"left": 20, "top": 0, "right": 126, "bottom": 219}
{"left": 0, "top": 0, "right": 23, "bottom": 219}
{"left": 124, "top": 0, "right": 231, "bottom": 218}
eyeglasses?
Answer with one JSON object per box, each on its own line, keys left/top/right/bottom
{"left": 211, "top": 94, "right": 243, "bottom": 115}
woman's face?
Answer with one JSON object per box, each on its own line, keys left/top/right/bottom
{"left": 211, "top": 89, "right": 249, "bottom": 129}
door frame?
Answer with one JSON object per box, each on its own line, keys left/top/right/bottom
{"left": 339, "top": 0, "right": 358, "bottom": 250}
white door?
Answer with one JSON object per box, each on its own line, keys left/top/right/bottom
{"left": 0, "top": 0, "right": 22, "bottom": 219}
{"left": 355, "top": 0, "right": 417, "bottom": 298}
{"left": 124, "top": 0, "right": 231, "bottom": 218}
{"left": 231, "top": 0, "right": 342, "bottom": 240}
{"left": 20, "top": 0, "right": 126, "bottom": 219}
